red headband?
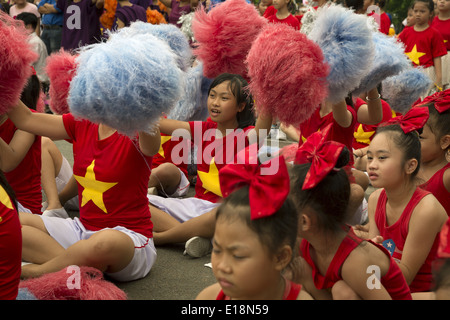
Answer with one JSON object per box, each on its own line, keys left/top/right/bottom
{"left": 294, "top": 124, "right": 345, "bottom": 190}
{"left": 219, "top": 155, "right": 290, "bottom": 220}
{"left": 383, "top": 106, "right": 429, "bottom": 134}
{"left": 413, "top": 89, "right": 450, "bottom": 114}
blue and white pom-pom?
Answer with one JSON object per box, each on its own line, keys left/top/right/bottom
{"left": 68, "top": 34, "right": 185, "bottom": 136}
{"left": 352, "top": 31, "right": 410, "bottom": 96}
{"left": 381, "top": 67, "right": 433, "bottom": 114}
{"left": 307, "top": 4, "right": 375, "bottom": 103}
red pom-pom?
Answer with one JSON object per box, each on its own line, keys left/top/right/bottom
{"left": 192, "top": 0, "right": 267, "bottom": 80}
{"left": 246, "top": 23, "right": 329, "bottom": 127}
{"left": 45, "top": 50, "right": 78, "bottom": 115}
{"left": 19, "top": 266, "right": 127, "bottom": 300}
{"left": 0, "top": 12, "right": 38, "bottom": 114}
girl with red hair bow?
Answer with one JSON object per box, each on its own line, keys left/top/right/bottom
{"left": 196, "top": 155, "right": 313, "bottom": 300}
{"left": 413, "top": 89, "right": 450, "bottom": 215}
{"left": 289, "top": 125, "right": 412, "bottom": 300}
{"left": 365, "top": 107, "right": 447, "bottom": 294}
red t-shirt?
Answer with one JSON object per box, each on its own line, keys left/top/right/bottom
{"left": 0, "top": 114, "right": 42, "bottom": 214}
{"left": 398, "top": 26, "right": 447, "bottom": 68}
{"left": 352, "top": 97, "right": 394, "bottom": 150}
{"left": 151, "top": 133, "right": 189, "bottom": 178}
{"left": 379, "top": 12, "right": 391, "bottom": 35}
{"left": 0, "top": 186, "right": 21, "bottom": 300}
{"left": 189, "top": 121, "right": 254, "bottom": 203}
{"left": 299, "top": 105, "right": 357, "bottom": 165}
{"left": 267, "top": 12, "right": 300, "bottom": 30}
{"left": 431, "top": 16, "right": 450, "bottom": 51}
{"left": 375, "top": 188, "right": 440, "bottom": 292}
{"left": 63, "top": 113, "right": 153, "bottom": 238}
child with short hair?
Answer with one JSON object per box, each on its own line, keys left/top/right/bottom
{"left": 431, "top": 0, "right": 450, "bottom": 89}
{"left": 266, "top": 0, "right": 300, "bottom": 30}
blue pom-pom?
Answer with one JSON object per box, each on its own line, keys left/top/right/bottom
{"left": 68, "top": 34, "right": 184, "bottom": 136}
{"left": 308, "top": 5, "right": 374, "bottom": 103}
{"left": 113, "top": 21, "right": 192, "bottom": 72}
{"left": 168, "top": 61, "right": 212, "bottom": 121}
{"left": 382, "top": 67, "right": 433, "bottom": 113}
{"left": 352, "top": 31, "right": 410, "bottom": 96}
{"left": 16, "top": 288, "right": 38, "bottom": 300}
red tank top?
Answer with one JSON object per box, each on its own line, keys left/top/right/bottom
{"left": 300, "top": 228, "right": 412, "bottom": 299}
{"left": 419, "top": 163, "right": 450, "bottom": 216}
{"left": 216, "top": 278, "right": 302, "bottom": 300}
{"left": 375, "top": 187, "right": 440, "bottom": 292}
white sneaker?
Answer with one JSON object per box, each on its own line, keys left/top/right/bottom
{"left": 183, "top": 236, "right": 212, "bottom": 258}
{"left": 42, "top": 207, "right": 69, "bottom": 219}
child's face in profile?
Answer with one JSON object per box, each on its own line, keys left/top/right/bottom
{"left": 211, "top": 213, "right": 283, "bottom": 300}
{"left": 406, "top": 8, "right": 415, "bottom": 26}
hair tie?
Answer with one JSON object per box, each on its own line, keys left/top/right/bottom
{"left": 294, "top": 124, "right": 345, "bottom": 190}
{"left": 383, "top": 106, "right": 429, "bottom": 134}
{"left": 219, "top": 155, "right": 290, "bottom": 220}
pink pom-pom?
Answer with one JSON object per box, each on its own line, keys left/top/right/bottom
{"left": 192, "top": 0, "right": 267, "bottom": 80}
{"left": 0, "top": 12, "right": 38, "bottom": 114}
{"left": 246, "top": 23, "right": 329, "bottom": 127}
{"left": 19, "top": 266, "right": 127, "bottom": 300}
{"left": 45, "top": 50, "right": 78, "bottom": 115}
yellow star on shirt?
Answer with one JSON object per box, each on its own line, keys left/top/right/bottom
{"left": 353, "top": 124, "right": 375, "bottom": 145}
{"left": 197, "top": 157, "right": 223, "bottom": 197}
{"left": 74, "top": 160, "right": 118, "bottom": 213}
{"left": 158, "top": 135, "right": 172, "bottom": 158}
{"left": 405, "top": 44, "right": 426, "bottom": 65}
{"left": 0, "top": 186, "right": 13, "bottom": 210}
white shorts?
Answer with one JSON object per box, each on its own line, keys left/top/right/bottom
{"left": 147, "top": 195, "right": 220, "bottom": 223}
{"left": 40, "top": 215, "right": 157, "bottom": 282}
{"left": 442, "top": 53, "right": 450, "bottom": 89}
{"left": 157, "top": 168, "right": 190, "bottom": 198}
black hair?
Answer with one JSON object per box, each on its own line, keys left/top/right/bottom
{"left": 215, "top": 185, "right": 298, "bottom": 256}
{"left": 289, "top": 146, "right": 351, "bottom": 234}
{"left": 413, "top": 0, "right": 434, "bottom": 12}
{"left": 15, "top": 12, "right": 37, "bottom": 30}
{"left": 375, "top": 123, "right": 422, "bottom": 177}
{"left": 344, "top": 0, "right": 364, "bottom": 11}
{"left": 20, "top": 74, "right": 41, "bottom": 111}
{"left": 0, "top": 170, "right": 17, "bottom": 212}
{"left": 422, "top": 103, "right": 450, "bottom": 145}
{"left": 208, "top": 73, "right": 256, "bottom": 129}
{"left": 376, "top": 0, "right": 387, "bottom": 9}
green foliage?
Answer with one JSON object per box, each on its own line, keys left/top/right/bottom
{"left": 385, "top": 0, "right": 413, "bottom": 31}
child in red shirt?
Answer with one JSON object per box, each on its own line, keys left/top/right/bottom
{"left": 266, "top": 0, "right": 300, "bottom": 30}
{"left": 431, "top": 0, "right": 450, "bottom": 89}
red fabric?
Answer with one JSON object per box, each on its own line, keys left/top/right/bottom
{"left": 0, "top": 187, "right": 21, "bottom": 300}
{"left": 266, "top": 12, "right": 300, "bottom": 30}
{"left": 295, "top": 124, "right": 344, "bottom": 190}
{"left": 62, "top": 113, "right": 153, "bottom": 238}
{"left": 300, "top": 227, "right": 412, "bottom": 299}
{"left": 299, "top": 104, "right": 357, "bottom": 166}
{"left": 151, "top": 133, "right": 188, "bottom": 178}
{"left": 438, "top": 217, "right": 450, "bottom": 258}
{"left": 262, "top": 5, "right": 276, "bottom": 19}
{"left": 398, "top": 26, "right": 447, "bottom": 68}
{"left": 375, "top": 188, "right": 440, "bottom": 292}
{"left": 413, "top": 88, "right": 450, "bottom": 113}
{"left": 0, "top": 111, "right": 42, "bottom": 214}
{"left": 431, "top": 16, "right": 450, "bottom": 51}
{"left": 188, "top": 121, "right": 254, "bottom": 203}
{"left": 352, "top": 97, "right": 394, "bottom": 149}
{"left": 419, "top": 162, "right": 450, "bottom": 216}
{"left": 219, "top": 155, "right": 289, "bottom": 220}
{"left": 383, "top": 106, "right": 429, "bottom": 134}
{"left": 379, "top": 12, "right": 391, "bottom": 35}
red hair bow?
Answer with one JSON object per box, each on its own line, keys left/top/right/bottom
{"left": 294, "top": 124, "right": 344, "bottom": 190}
{"left": 414, "top": 89, "right": 450, "bottom": 113}
{"left": 383, "top": 106, "right": 429, "bottom": 134}
{"left": 219, "top": 155, "right": 290, "bottom": 220}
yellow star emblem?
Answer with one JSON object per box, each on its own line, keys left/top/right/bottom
{"left": 0, "top": 185, "right": 13, "bottom": 210}
{"left": 197, "top": 157, "right": 223, "bottom": 197}
{"left": 405, "top": 44, "right": 426, "bottom": 65}
{"left": 353, "top": 124, "right": 375, "bottom": 145}
{"left": 158, "top": 135, "right": 172, "bottom": 158}
{"left": 74, "top": 160, "right": 118, "bottom": 213}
